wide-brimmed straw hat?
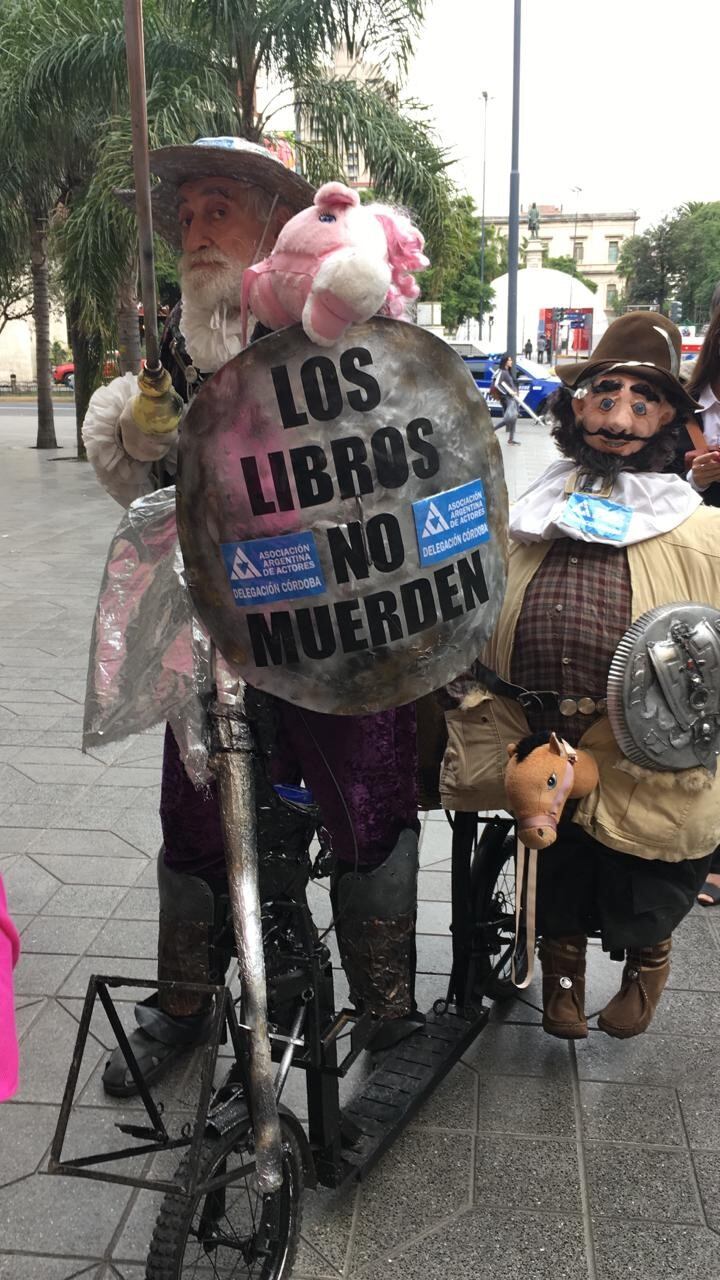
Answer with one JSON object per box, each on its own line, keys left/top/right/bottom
{"left": 116, "top": 136, "right": 314, "bottom": 249}
{"left": 559, "top": 311, "right": 701, "bottom": 416}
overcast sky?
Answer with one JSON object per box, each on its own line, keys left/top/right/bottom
{"left": 405, "top": 0, "right": 719, "bottom": 228}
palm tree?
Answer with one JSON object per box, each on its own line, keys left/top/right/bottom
{"left": 0, "top": 0, "right": 239, "bottom": 451}
{"left": 2, "top": 0, "right": 460, "bottom": 453}
{"left": 161, "top": 0, "right": 459, "bottom": 264}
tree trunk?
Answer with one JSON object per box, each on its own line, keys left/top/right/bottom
{"left": 117, "top": 260, "right": 142, "bottom": 374}
{"left": 30, "top": 219, "right": 57, "bottom": 449}
{"left": 67, "top": 294, "right": 103, "bottom": 460}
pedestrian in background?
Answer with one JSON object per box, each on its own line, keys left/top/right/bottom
{"left": 524, "top": 339, "right": 533, "bottom": 359}
{"left": 492, "top": 353, "right": 521, "bottom": 445}
{"left": 537, "top": 333, "right": 546, "bottom": 362}
{"left": 677, "top": 296, "right": 720, "bottom": 906}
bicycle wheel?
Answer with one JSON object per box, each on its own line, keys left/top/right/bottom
{"left": 146, "top": 1117, "right": 303, "bottom": 1279}
{"left": 470, "top": 822, "right": 517, "bottom": 1000}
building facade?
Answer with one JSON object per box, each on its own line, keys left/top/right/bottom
{"left": 0, "top": 310, "right": 68, "bottom": 384}
{"left": 488, "top": 205, "right": 638, "bottom": 317}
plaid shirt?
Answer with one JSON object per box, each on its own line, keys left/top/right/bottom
{"left": 511, "top": 539, "right": 632, "bottom": 743}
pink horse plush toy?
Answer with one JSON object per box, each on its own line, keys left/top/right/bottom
{"left": 241, "top": 181, "right": 429, "bottom": 347}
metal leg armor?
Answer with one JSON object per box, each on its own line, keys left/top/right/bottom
{"left": 102, "top": 853, "right": 226, "bottom": 1097}
{"left": 332, "top": 829, "right": 423, "bottom": 1047}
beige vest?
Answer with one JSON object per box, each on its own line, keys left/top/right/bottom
{"left": 440, "top": 506, "right": 720, "bottom": 862}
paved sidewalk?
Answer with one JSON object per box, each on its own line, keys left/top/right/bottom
{"left": 2, "top": 410, "right": 720, "bottom": 1279}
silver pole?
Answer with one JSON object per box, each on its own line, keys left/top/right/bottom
{"left": 210, "top": 659, "right": 283, "bottom": 1195}
{"left": 506, "top": 0, "right": 522, "bottom": 363}
{"left": 569, "top": 185, "right": 582, "bottom": 312}
{"left": 123, "top": 0, "right": 161, "bottom": 371}
{"left": 479, "top": 91, "right": 489, "bottom": 342}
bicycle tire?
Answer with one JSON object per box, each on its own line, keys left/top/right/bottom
{"left": 471, "top": 824, "right": 517, "bottom": 1001}
{"left": 146, "top": 1117, "right": 303, "bottom": 1280}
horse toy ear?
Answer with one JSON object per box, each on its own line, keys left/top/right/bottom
{"left": 548, "top": 732, "right": 579, "bottom": 765}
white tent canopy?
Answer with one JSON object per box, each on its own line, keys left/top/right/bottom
{"left": 457, "top": 266, "right": 607, "bottom": 355}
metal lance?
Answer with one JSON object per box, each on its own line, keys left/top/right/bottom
{"left": 122, "top": 0, "right": 283, "bottom": 1192}
{"left": 209, "top": 660, "right": 284, "bottom": 1193}
{"left": 122, "top": 0, "right": 161, "bottom": 371}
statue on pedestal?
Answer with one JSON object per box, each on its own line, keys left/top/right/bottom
{"left": 527, "top": 202, "right": 540, "bottom": 235}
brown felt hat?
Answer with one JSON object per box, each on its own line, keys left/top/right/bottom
{"left": 559, "top": 311, "right": 701, "bottom": 415}
{"left": 116, "top": 136, "right": 314, "bottom": 249}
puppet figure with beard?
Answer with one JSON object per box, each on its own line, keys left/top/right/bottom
{"left": 441, "top": 311, "right": 720, "bottom": 1041}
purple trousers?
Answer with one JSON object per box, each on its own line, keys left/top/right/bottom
{"left": 160, "top": 703, "right": 418, "bottom": 877}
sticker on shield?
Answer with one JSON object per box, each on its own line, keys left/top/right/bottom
{"left": 412, "top": 477, "right": 491, "bottom": 567}
{"left": 221, "top": 530, "right": 326, "bottom": 607}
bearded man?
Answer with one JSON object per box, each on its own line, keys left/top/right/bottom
{"left": 441, "top": 312, "right": 720, "bottom": 1040}
{"left": 83, "top": 138, "right": 421, "bottom": 1095}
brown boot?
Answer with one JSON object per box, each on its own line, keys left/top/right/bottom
{"left": 538, "top": 935, "right": 588, "bottom": 1039}
{"left": 597, "top": 939, "right": 671, "bottom": 1039}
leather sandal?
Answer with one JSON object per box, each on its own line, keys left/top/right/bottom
{"left": 697, "top": 880, "right": 720, "bottom": 907}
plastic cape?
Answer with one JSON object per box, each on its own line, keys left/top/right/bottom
{"left": 83, "top": 487, "right": 213, "bottom": 786}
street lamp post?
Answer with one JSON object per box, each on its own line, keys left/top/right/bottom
{"left": 569, "top": 185, "right": 582, "bottom": 312}
{"left": 479, "top": 90, "right": 489, "bottom": 341}
{"left": 506, "top": 0, "right": 522, "bottom": 363}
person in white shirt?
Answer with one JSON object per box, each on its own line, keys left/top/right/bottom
{"left": 677, "top": 299, "right": 720, "bottom": 905}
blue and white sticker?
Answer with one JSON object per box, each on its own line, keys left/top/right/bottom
{"left": 412, "top": 478, "right": 491, "bottom": 567}
{"left": 221, "top": 531, "right": 326, "bottom": 607}
{"left": 560, "top": 493, "right": 633, "bottom": 543}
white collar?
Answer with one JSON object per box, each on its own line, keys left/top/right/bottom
{"left": 179, "top": 296, "right": 246, "bottom": 372}
{"left": 509, "top": 458, "right": 702, "bottom": 547}
{"left": 698, "top": 382, "right": 720, "bottom": 412}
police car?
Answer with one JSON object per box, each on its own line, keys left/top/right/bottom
{"left": 463, "top": 354, "right": 561, "bottom": 419}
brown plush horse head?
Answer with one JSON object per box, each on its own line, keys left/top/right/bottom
{"left": 504, "top": 731, "right": 599, "bottom": 849}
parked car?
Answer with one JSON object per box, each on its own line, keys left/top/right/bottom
{"left": 463, "top": 353, "right": 561, "bottom": 418}
{"left": 52, "top": 361, "right": 76, "bottom": 389}
{"left": 52, "top": 353, "right": 120, "bottom": 390}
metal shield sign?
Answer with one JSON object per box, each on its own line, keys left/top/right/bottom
{"left": 177, "top": 317, "right": 508, "bottom": 714}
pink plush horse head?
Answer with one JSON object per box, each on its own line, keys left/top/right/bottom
{"left": 504, "top": 731, "right": 599, "bottom": 849}
{"left": 241, "top": 181, "right": 429, "bottom": 346}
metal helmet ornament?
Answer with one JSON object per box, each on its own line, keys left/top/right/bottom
{"left": 607, "top": 602, "right": 720, "bottom": 773}
{"left": 176, "top": 318, "right": 508, "bottom": 715}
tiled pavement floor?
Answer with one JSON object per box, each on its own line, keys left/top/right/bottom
{"left": 2, "top": 406, "right": 720, "bottom": 1278}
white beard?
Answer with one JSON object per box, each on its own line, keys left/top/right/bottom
{"left": 178, "top": 252, "right": 248, "bottom": 372}
{"left": 179, "top": 253, "right": 245, "bottom": 312}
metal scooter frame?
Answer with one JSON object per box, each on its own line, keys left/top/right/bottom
{"left": 49, "top": 812, "right": 515, "bottom": 1202}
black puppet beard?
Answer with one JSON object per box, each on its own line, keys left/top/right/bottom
{"left": 563, "top": 425, "right": 679, "bottom": 482}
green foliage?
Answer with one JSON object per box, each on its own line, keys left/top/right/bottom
{"left": 294, "top": 75, "right": 461, "bottom": 267}
{"left": 420, "top": 195, "right": 504, "bottom": 332}
{"left": 543, "top": 254, "right": 597, "bottom": 294}
{"left": 617, "top": 220, "right": 675, "bottom": 314}
{"left": 668, "top": 203, "right": 720, "bottom": 323}
{"left": 50, "top": 340, "right": 69, "bottom": 364}
{"left": 618, "top": 204, "right": 720, "bottom": 324}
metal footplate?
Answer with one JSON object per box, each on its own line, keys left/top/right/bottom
{"left": 337, "top": 1005, "right": 489, "bottom": 1181}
